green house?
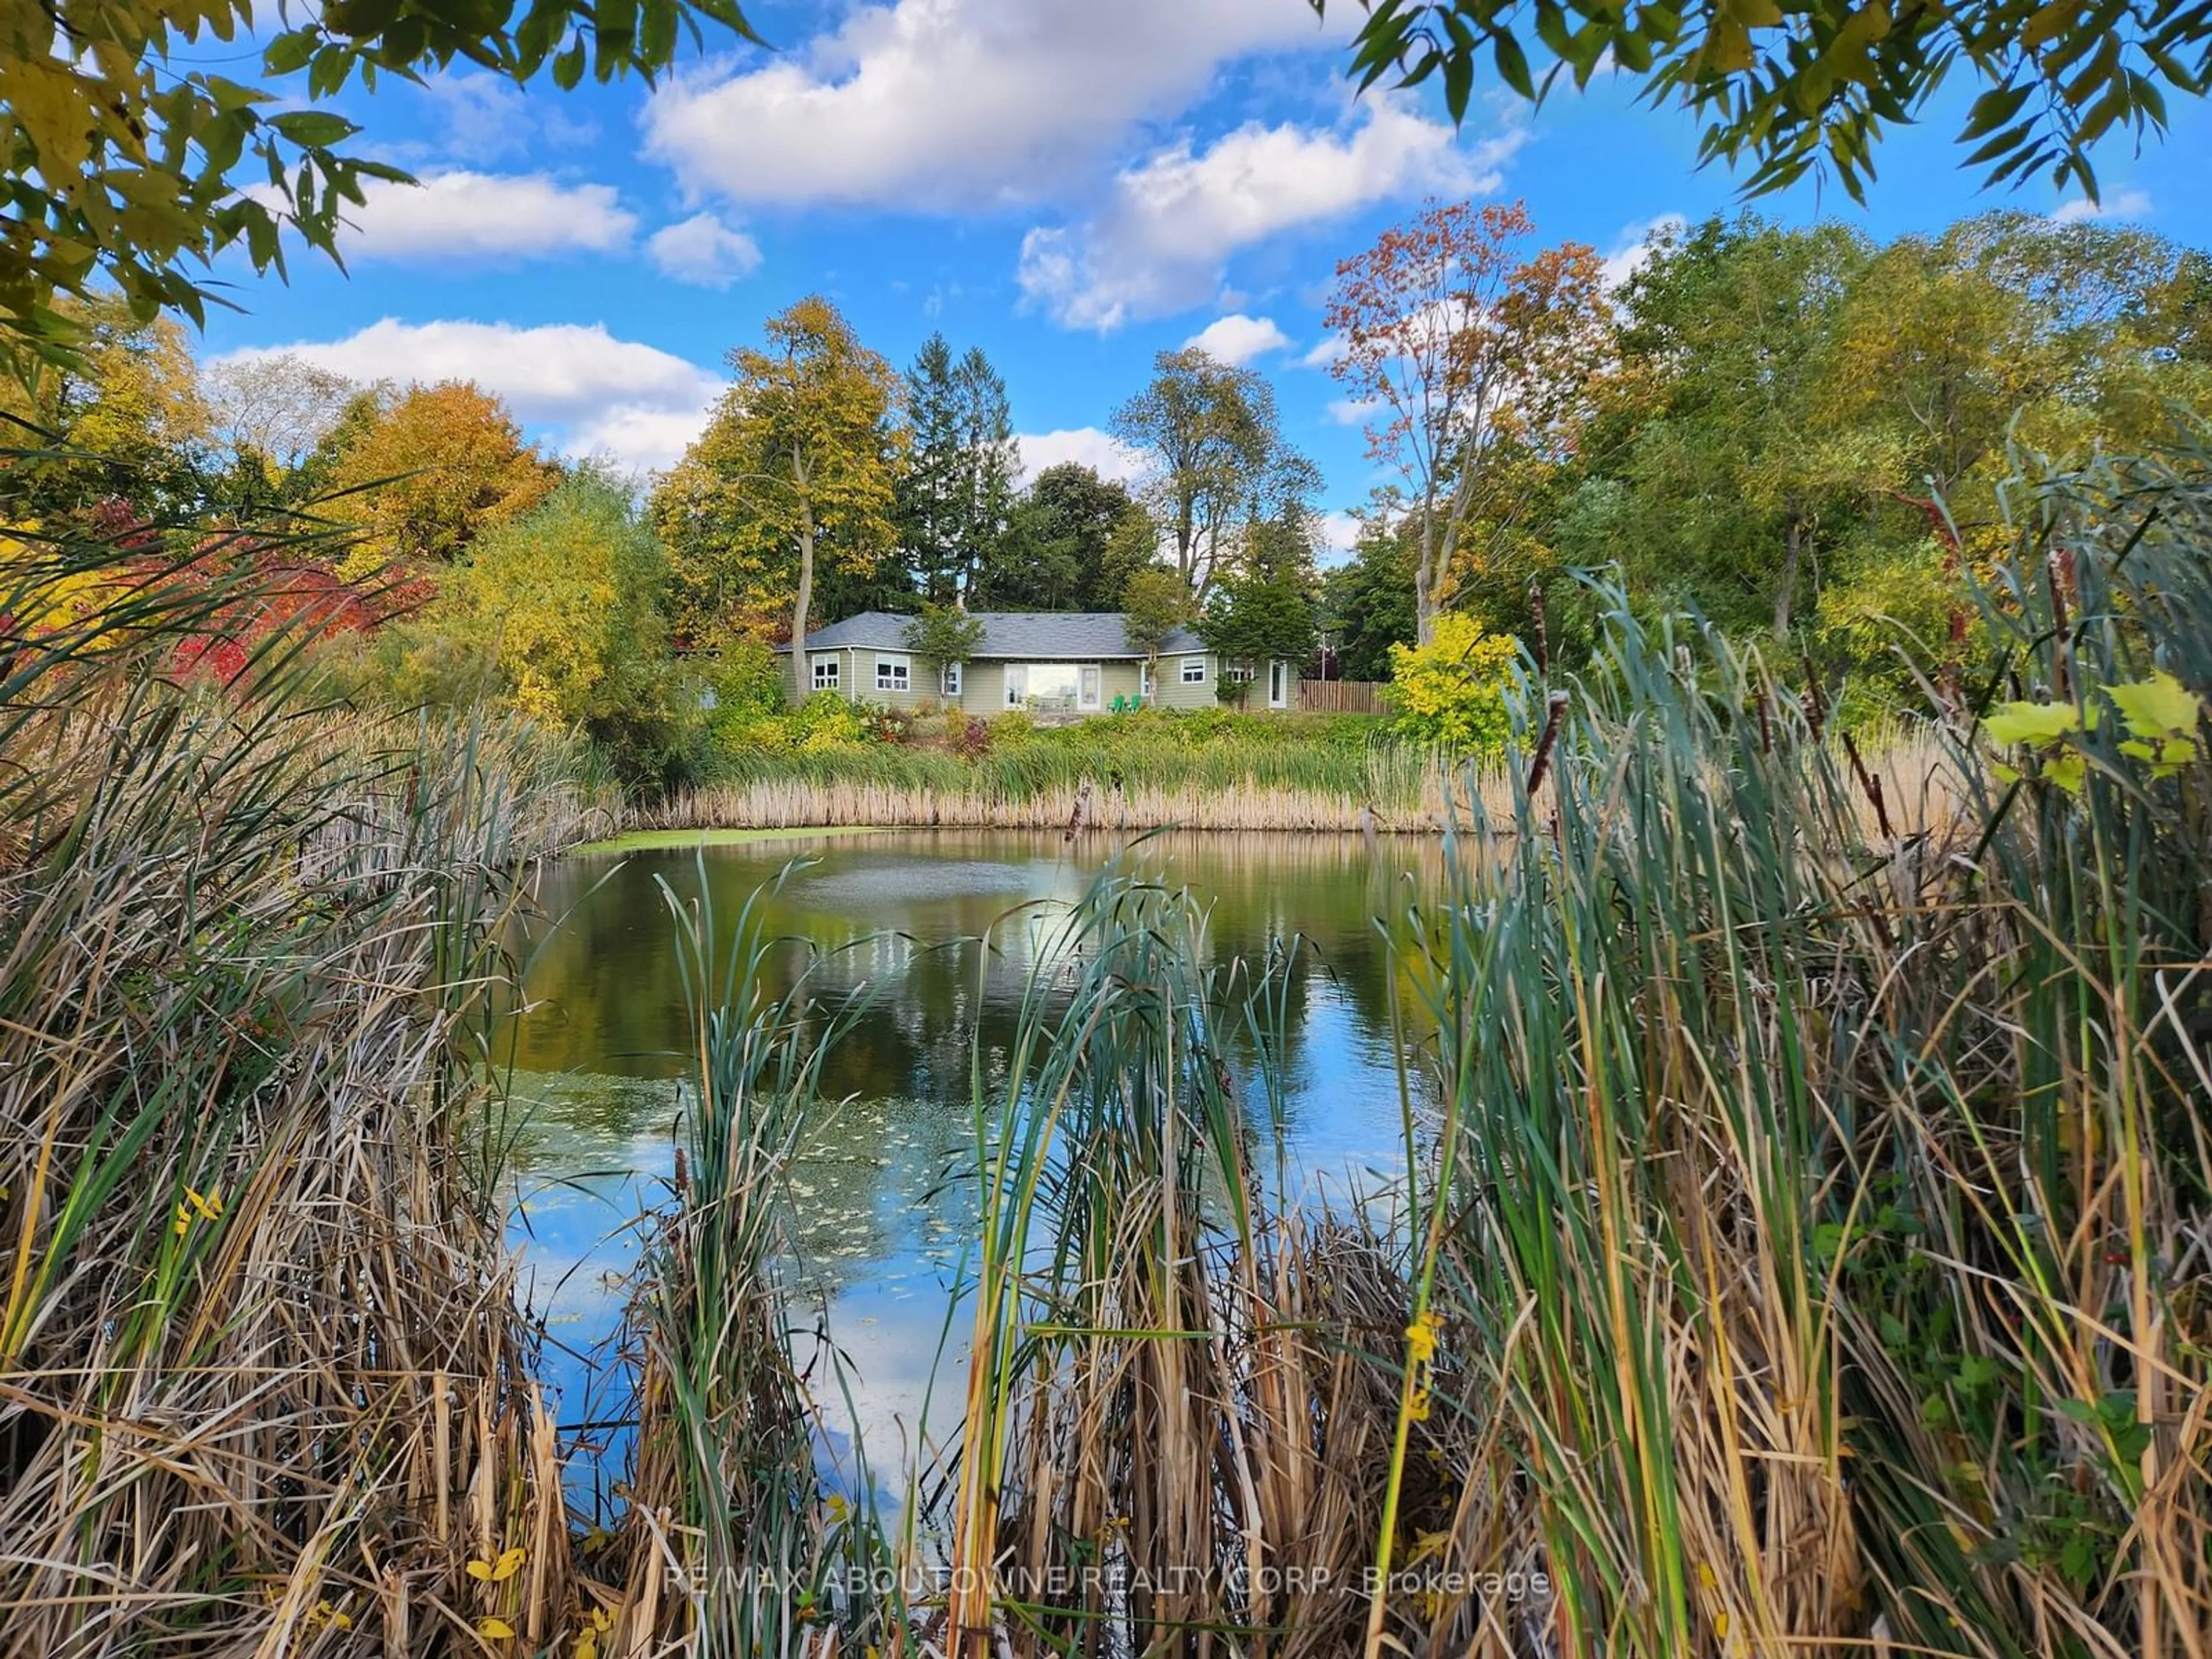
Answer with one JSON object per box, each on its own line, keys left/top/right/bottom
{"left": 779, "top": 612, "right": 1301, "bottom": 717}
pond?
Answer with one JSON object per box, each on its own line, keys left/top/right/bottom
{"left": 501, "top": 829, "right": 1442, "bottom": 1508}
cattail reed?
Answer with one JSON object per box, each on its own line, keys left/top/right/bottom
{"left": 1525, "top": 688, "right": 1569, "bottom": 796}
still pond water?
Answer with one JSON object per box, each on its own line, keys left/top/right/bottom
{"left": 503, "top": 830, "right": 1441, "bottom": 1502}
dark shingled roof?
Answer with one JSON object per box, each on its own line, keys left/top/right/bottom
{"left": 783, "top": 611, "right": 1207, "bottom": 659}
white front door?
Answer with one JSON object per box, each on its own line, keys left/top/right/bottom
{"left": 1079, "top": 664, "right": 1101, "bottom": 711}
{"left": 1004, "top": 664, "right": 1027, "bottom": 708}
{"left": 1268, "top": 660, "right": 1289, "bottom": 709}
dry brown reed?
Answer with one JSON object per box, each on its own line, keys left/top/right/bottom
{"left": 0, "top": 627, "right": 606, "bottom": 1653}
{"left": 632, "top": 770, "right": 1508, "bottom": 836}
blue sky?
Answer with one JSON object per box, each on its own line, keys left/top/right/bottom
{"left": 199, "top": 0, "right": 2212, "bottom": 560}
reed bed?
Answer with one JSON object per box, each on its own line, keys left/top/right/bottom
{"left": 605, "top": 863, "right": 904, "bottom": 1658}
{"left": 637, "top": 714, "right": 1955, "bottom": 842}
{"left": 648, "top": 720, "right": 1461, "bottom": 835}
{"left": 0, "top": 527, "right": 604, "bottom": 1655}
{"left": 921, "top": 436, "right": 2212, "bottom": 1657}
{"left": 636, "top": 775, "right": 1460, "bottom": 834}
{"left": 944, "top": 878, "right": 1433, "bottom": 1659}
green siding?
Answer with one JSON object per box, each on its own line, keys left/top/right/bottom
{"left": 793, "top": 650, "right": 1287, "bottom": 717}
{"left": 956, "top": 660, "right": 1006, "bottom": 714}
{"left": 1099, "top": 661, "right": 1145, "bottom": 709}
{"left": 1154, "top": 652, "right": 1218, "bottom": 710}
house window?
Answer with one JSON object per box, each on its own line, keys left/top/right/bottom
{"left": 1139, "top": 662, "right": 1154, "bottom": 699}
{"left": 1180, "top": 657, "right": 1207, "bottom": 684}
{"left": 875, "top": 653, "right": 911, "bottom": 692}
{"left": 941, "top": 661, "right": 963, "bottom": 697}
{"left": 1224, "top": 661, "right": 1255, "bottom": 683}
{"left": 810, "top": 654, "right": 840, "bottom": 691}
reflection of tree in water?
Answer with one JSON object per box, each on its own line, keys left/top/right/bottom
{"left": 507, "top": 832, "right": 1449, "bottom": 1502}
{"left": 515, "top": 830, "right": 1445, "bottom": 1159}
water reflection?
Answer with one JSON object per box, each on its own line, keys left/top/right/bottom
{"left": 501, "top": 830, "right": 1442, "bottom": 1499}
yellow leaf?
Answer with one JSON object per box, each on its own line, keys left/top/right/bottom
{"left": 2104, "top": 671, "right": 2202, "bottom": 742}
{"left": 478, "top": 1616, "right": 515, "bottom": 1639}
{"left": 1982, "top": 700, "right": 2082, "bottom": 747}
{"left": 466, "top": 1559, "right": 494, "bottom": 1581}
{"left": 1405, "top": 1527, "right": 1453, "bottom": 1565}
{"left": 1404, "top": 1307, "right": 1442, "bottom": 1365}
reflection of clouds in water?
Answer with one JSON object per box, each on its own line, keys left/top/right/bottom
{"left": 507, "top": 832, "right": 1439, "bottom": 1503}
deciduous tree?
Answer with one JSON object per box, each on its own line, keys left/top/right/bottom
{"left": 1122, "top": 565, "right": 1193, "bottom": 684}
{"left": 903, "top": 603, "right": 986, "bottom": 677}
{"left": 1321, "top": 0, "right": 2210, "bottom": 207}
{"left": 1324, "top": 199, "right": 1606, "bottom": 643}
{"left": 656, "top": 297, "right": 903, "bottom": 698}
{"left": 1320, "top": 507, "right": 1419, "bottom": 681}
{"left": 1, "top": 0, "right": 760, "bottom": 374}
{"left": 324, "top": 381, "right": 556, "bottom": 574}
{"left": 0, "top": 294, "right": 211, "bottom": 522}
{"left": 203, "top": 353, "right": 357, "bottom": 477}
{"left": 449, "top": 469, "right": 670, "bottom": 730}
{"left": 983, "top": 463, "right": 1150, "bottom": 611}
{"left": 1599, "top": 214, "right": 1878, "bottom": 641}
{"left": 1111, "top": 349, "right": 1287, "bottom": 603}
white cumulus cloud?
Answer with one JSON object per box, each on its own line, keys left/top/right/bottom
{"left": 2050, "top": 189, "right": 2152, "bottom": 224}
{"left": 1315, "top": 510, "right": 1363, "bottom": 566}
{"left": 647, "top": 212, "right": 764, "bottom": 287}
{"left": 213, "top": 319, "right": 724, "bottom": 475}
{"left": 1601, "top": 212, "right": 1687, "bottom": 291}
{"left": 1182, "top": 313, "right": 1292, "bottom": 365}
{"left": 1014, "top": 426, "right": 1146, "bottom": 485}
{"left": 1298, "top": 332, "right": 1347, "bottom": 369}
{"left": 642, "top": 0, "right": 1342, "bottom": 211}
{"left": 1017, "top": 103, "right": 1521, "bottom": 329}
{"left": 340, "top": 172, "right": 638, "bottom": 262}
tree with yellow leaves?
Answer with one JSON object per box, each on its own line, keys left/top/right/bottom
{"left": 653, "top": 297, "right": 903, "bottom": 698}
{"left": 1, "top": 293, "right": 211, "bottom": 522}
{"left": 447, "top": 470, "right": 669, "bottom": 730}
{"left": 323, "top": 381, "right": 556, "bottom": 576}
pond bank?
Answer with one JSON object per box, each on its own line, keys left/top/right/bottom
{"left": 613, "top": 774, "right": 1506, "bottom": 837}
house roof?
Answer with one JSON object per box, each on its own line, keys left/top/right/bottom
{"left": 782, "top": 611, "right": 1207, "bottom": 659}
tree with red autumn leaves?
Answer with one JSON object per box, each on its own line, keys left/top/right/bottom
{"left": 1324, "top": 200, "right": 1607, "bottom": 646}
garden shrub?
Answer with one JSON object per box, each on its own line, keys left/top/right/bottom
{"left": 1387, "top": 614, "right": 1520, "bottom": 756}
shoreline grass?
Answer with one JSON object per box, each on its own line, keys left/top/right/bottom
{"left": 1, "top": 527, "right": 600, "bottom": 1656}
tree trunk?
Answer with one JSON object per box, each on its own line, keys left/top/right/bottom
{"left": 1774, "top": 512, "right": 1804, "bottom": 643}
{"left": 790, "top": 490, "right": 816, "bottom": 704}
{"left": 1415, "top": 508, "right": 1440, "bottom": 646}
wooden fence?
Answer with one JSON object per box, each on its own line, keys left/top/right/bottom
{"left": 1297, "top": 679, "right": 1386, "bottom": 714}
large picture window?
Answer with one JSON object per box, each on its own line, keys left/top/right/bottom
{"left": 1002, "top": 663, "right": 1101, "bottom": 713}
{"left": 875, "top": 653, "right": 911, "bottom": 692}
{"left": 1181, "top": 657, "right": 1207, "bottom": 684}
{"left": 811, "top": 654, "right": 839, "bottom": 691}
